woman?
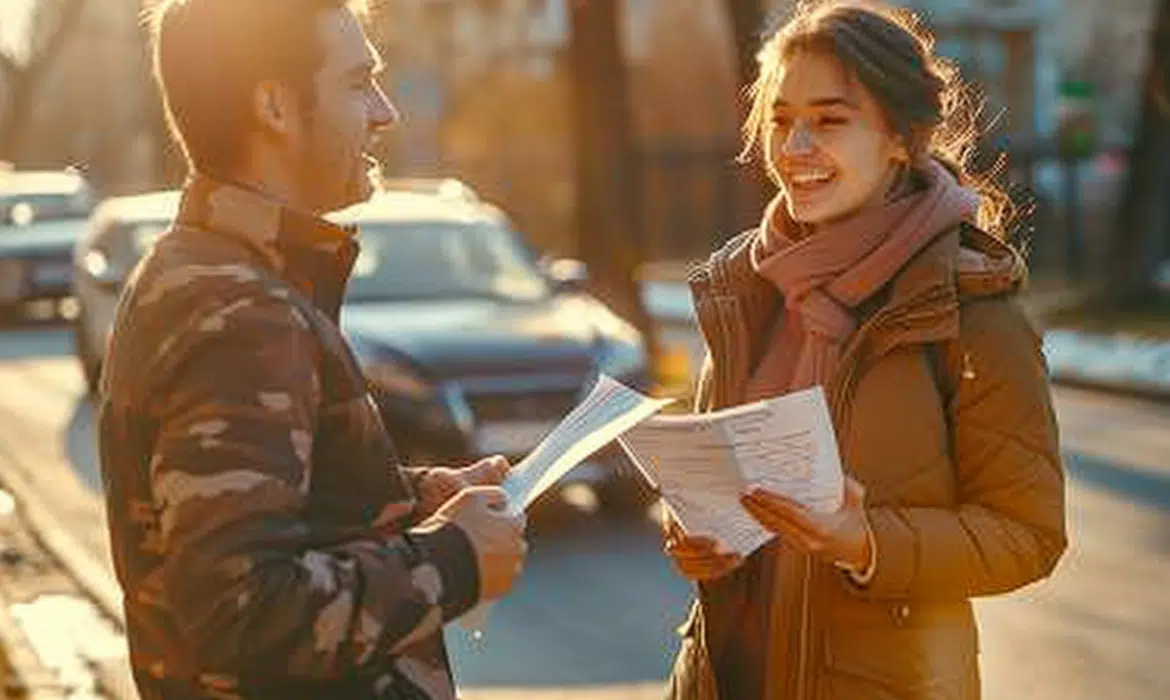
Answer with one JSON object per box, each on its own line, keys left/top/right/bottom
{"left": 661, "top": 2, "right": 1067, "bottom": 699}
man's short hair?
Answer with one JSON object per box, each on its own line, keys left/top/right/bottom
{"left": 149, "top": 0, "right": 355, "bottom": 178}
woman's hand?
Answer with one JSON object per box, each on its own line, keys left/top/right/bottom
{"left": 740, "top": 476, "right": 872, "bottom": 571}
{"left": 662, "top": 509, "right": 742, "bottom": 582}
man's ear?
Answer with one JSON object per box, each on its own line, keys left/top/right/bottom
{"left": 251, "top": 80, "right": 299, "bottom": 137}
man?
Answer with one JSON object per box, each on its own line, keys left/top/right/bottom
{"left": 97, "top": 1, "right": 527, "bottom": 698}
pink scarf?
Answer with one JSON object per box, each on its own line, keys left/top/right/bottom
{"left": 747, "top": 160, "right": 978, "bottom": 397}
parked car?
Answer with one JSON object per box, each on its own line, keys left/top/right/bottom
{"left": 73, "top": 185, "right": 653, "bottom": 508}
{"left": 0, "top": 168, "right": 94, "bottom": 316}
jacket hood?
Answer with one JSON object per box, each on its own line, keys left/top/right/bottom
{"left": 954, "top": 225, "right": 1027, "bottom": 299}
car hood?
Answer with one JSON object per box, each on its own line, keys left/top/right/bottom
{"left": 0, "top": 221, "right": 86, "bottom": 256}
{"left": 341, "top": 295, "right": 604, "bottom": 379}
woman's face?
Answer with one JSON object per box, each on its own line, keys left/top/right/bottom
{"left": 764, "top": 50, "right": 905, "bottom": 225}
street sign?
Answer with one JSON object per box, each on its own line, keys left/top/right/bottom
{"left": 1056, "top": 79, "right": 1098, "bottom": 159}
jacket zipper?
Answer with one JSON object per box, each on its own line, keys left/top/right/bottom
{"left": 795, "top": 556, "right": 813, "bottom": 698}
{"left": 794, "top": 302, "right": 911, "bottom": 700}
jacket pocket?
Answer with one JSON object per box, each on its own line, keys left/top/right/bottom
{"left": 821, "top": 618, "right": 978, "bottom": 700}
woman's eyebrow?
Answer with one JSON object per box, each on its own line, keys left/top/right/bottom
{"left": 772, "top": 96, "right": 859, "bottom": 110}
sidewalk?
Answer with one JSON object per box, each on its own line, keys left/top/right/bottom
{"left": 0, "top": 487, "right": 126, "bottom": 700}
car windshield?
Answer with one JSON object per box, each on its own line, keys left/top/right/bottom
{"left": 346, "top": 220, "right": 550, "bottom": 303}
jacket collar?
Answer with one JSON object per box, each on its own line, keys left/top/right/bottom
{"left": 690, "top": 222, "right": 1026, "bottom": 403}
{"left": 175, "top": 175, "right": 359, "bottom": 319}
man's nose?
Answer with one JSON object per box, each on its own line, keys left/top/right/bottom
{"left": 370, "top": 85, "right": 399, "bottom": 132}
{"left": 782, "top": 120, "right": 815, "bottom": 156}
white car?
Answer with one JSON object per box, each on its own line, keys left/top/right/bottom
{"left": 0, "top": 168, "right": 94, "bottom": 317}
{"left": 72, "top": 189, "right": 179, "bottom": 391}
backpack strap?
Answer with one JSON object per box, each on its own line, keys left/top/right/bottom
{"left": 925, "top": 338, "right": 960, "bottom": 409}
{"left": 925, "top": 310, "right": 973, "bottom": 474}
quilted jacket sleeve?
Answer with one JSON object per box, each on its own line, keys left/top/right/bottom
{"left": 856, "top": 297, "right": 1067, "bottom": 601}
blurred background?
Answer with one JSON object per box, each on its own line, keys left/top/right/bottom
{"left": 1, "top": 0, "right": 1169, "bottom": 699}
{"left": 2, "top": 0, "right": 1163, "bottom": 305}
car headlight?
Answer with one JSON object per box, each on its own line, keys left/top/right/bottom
{"left": 363, "top": 356, "right": 434, "bottom": 400}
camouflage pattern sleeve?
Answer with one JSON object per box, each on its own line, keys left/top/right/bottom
{"left": 149, "top": 294, "right": 480, "bottom": 680}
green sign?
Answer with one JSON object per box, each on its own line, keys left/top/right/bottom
{"left": 1056, "top": 80, "right": 1098, "bottom": 159}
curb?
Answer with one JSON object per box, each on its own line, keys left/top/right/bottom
{"left": 1049, "top": 371, "right": 1170, "bottom": 404}
{"left": 1025, "top": 287, "right": 1170, "bottom": 403}
{"left": 0, "top": 440, "right": 124, "bottom": 628}
{"left": 1018, "top": 286, "right": 1170, "bottom": 403}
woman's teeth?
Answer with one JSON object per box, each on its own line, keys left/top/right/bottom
{"left": 790, "top": 171, "right": 833, "bottom": 185}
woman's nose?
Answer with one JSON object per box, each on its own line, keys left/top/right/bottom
{"left": 782, "top": 120, "right": 815, "bottom": 156}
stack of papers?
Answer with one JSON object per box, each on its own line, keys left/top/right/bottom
{"left": 500, "top": 374, "right": 674, "bottom": 514}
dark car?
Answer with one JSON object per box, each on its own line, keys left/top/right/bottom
{"left": 0, "top": 168, "right": 94, "bottom": 316}
{"left": 74, "top": 183, "right": 653, "bottom": 508}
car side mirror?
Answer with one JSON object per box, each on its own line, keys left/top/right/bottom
{"left": 543, "top": 257, "right": 589, "bottom": 293}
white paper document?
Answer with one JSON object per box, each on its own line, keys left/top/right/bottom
{"left": 499, "top": 374, "right": 675, "bottom": 516}
{"left": 618, "top": 386, "right": 845, "bottom": 557}
{"left": 461, "top": 375, "right": 673, "bottom": 633}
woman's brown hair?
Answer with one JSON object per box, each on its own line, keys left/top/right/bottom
{"left": 741, "top": 0, "right": 1015, "bottom": 240}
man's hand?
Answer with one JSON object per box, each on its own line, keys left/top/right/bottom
{"left": 432, "top": 486, "right": 527, "bottom": 601}
{"left": 415, "top": 455, "right": 511, "bottom": 518}
{"left": 740, "top": 476, "right": 872, "bottom": 571}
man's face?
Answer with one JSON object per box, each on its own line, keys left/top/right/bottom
{"left": 291, "top": 8, "right": 397, "bottom": 214}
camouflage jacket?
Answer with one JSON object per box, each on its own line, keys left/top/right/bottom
{"left": 97, "top": 177, "right": 480, "bottom": 700}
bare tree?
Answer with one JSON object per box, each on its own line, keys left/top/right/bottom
{"left": 0, "top": 0, "right": 89, "bottom": 161}
{"left": 1110, "top": 0, "right": 1170, "bottom": 301}
{"left": 568, "top": 0, "right": 658, "bottom": 356}
{"left": 724, "top": 0, "right": 767, "bottom": 100}
{"left": 723, "top": 0, "right": 771, "bottom": 227}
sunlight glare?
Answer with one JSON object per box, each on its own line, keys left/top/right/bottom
{"left": 0, "top": 0, "right": 36, "bottom": 63}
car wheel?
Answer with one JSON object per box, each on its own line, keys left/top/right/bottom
{"left": 73, "top": 312, "right": 102, "bottom": 395}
